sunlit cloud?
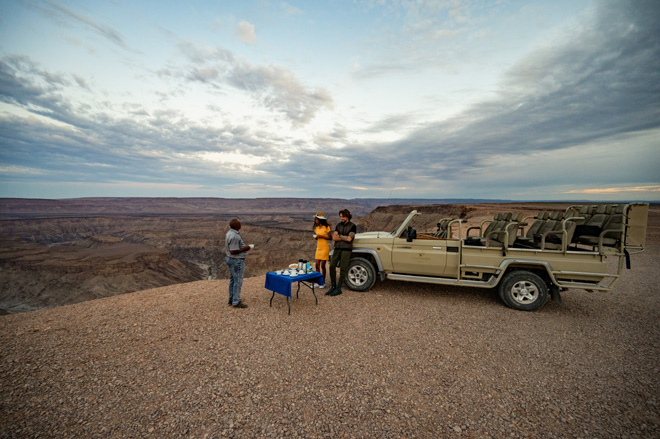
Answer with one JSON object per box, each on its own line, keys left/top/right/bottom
{"left": 198, "top": 152, "right": 266, "bottom": 166}
{"left": 564, "top": 186, "right": 660, "bottom": 194}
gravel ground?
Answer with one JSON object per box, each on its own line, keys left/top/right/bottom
{"left": 2, "top": 223, "right": 659, "bottom": 438}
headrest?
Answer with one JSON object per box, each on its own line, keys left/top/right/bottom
{"left": 549, "top": 212, "right": 563, "bottom": 220}
{"left": 538, "top": 212, "right": 549, "bottom": 220}
{"left": 501, "top": 212, "right": 512, "bottom": 221}
{"left": 579, "top": 205, "right": 590, "bottom": 214}
{"left": 510, "top": 212, "right": 523, "bottom": 221}
{"left": 493, "top": 213, "right": 502, "bottom": 220}
{"left": 615, "top": 204, "right": 626, "bottom": 214}
{"left": 596, "top": 205, "right": 607, "bottom": 214}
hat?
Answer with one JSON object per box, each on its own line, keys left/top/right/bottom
{"left": 315, "top": 212, "right": 326, "bottom": 220}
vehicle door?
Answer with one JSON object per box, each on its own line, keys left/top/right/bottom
{"left": 390, "top": 221, "right": 450, "bottom": 276}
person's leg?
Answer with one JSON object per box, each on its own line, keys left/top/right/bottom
{"left": 225, "top": 257, "right": 235, "bottom": 304}
{"left": 339, "top": 251, "right": 351, "bottom": 284}
{"left": 327, "top": 251, "right": 340, "bottom": 294}
{"left": 330, "top": 251, "right": 352, "bottom": 296}
{"left": 315, "top": 259, "right": 321, "bottom": 273}
{"left": 232, "top": 259, "right": 245, "bottom": 305}
{"left": 320, "top": 260, "right": 327, "bottom": 283}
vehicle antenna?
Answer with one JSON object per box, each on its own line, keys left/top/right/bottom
{"left": 387, "top": 170, "right": 400, "bottom": 203}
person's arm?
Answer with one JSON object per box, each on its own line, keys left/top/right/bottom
{"left": 345, "top": 224, "right": 357, "bottom": 242}
{"left": 230, "top": 246, "right": 250, "bottom": 255}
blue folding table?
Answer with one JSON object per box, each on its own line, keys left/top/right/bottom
{"left": 265, "top": 271, "right": 324, "bottom": 314}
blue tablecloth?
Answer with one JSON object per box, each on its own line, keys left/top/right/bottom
{"left": 265, "top": 271, "right": 324, "bottom": 297}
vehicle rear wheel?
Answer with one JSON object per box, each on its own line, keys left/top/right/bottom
{"left": 345, "top": 257, "right": 376, "bottom": 292}
{"left": 498, "top": 270, "right": 548, "bottom": 311}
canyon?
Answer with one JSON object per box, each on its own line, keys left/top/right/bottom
{"left": 2, "top": 197, "right": 646, "bottom": 314}
{"left": 1, "top": 197, "right": 472, "bottom": 313}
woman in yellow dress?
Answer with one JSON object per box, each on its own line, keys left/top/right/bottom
{"left": 313, "top": 212, "right": 332, "bottom": 288}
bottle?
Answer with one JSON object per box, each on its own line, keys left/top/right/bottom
{"left": 307, "top": 261, "right": 313, "bottom": 273}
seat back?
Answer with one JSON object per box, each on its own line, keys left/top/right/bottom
{"left": 573, "top": 205, "right": 592, "bottom": 225}
{"left": 482, "top": 213, "right": 502, "bottom": 237}
{"left": 435, "top": 219, "right": 450, "bottom": 238}
{"left": 526, "top": 212, "right": 549, "bottom": 238}
{"left": 536, "top": 211, "right": 563, "bottom": 237}
{"left": 585, "top": 205, "right": 610, "bottom": 228}
{"left": 600, "top": 204, "right": 626, "bottom": 236}
{"left": 506, "top": 212, "right": 524, "bottom": 245}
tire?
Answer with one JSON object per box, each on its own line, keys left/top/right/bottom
{"left": 498, "top": 270, "right": 548, "bottom": 311}
{"left": 345, "top": 257, "right": 376, "bottom": 292}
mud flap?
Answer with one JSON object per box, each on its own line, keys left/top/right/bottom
{"left": 550, "top": 285, "right": 562, "bottom": 304}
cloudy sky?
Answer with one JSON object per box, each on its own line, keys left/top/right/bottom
{"left": 0, "top": 0, "right": 658, "bottom": 201}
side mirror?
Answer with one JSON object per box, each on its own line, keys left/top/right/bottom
{"left": 406, "top": 226, "right": 416, "bottom": 242}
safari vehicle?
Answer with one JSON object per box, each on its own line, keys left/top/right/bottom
{"left": 344, "top": 203, "right": 649, "bottom": 311}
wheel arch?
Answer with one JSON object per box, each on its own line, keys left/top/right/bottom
{"left": 350, "top": 248, "right": 385, "bottom": 280}
{"left": 496, "top": 260, "right": 557, "bottom": 287}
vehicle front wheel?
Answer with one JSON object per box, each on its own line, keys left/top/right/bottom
{"left": 498, "top": 270, "right": 548, "bottom": 311}
{"left": 345, "top": 257, "right": 376, "bottom": 292}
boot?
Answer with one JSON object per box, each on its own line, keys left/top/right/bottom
{"left": 325, "top": 282, "right": 336, "bottom": 296}
{"left": 328, "top": 285, "right": 342, "bottom": 296}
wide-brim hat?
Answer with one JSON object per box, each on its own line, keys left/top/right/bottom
{"left": 315, "top": 212, "right": 326, "bottom": 220}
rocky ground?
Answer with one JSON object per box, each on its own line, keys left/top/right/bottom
{"left": 1, "top": 206, "right": 658, "bottom": 438}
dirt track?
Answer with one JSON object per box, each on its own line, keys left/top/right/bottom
{"left": 1, "top": 208, "right": 659, "bottom": 438}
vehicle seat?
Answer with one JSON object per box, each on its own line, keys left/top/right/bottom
{"left": 515, "top": 212, "right": 549, "bottom": 247}
{"left": 576, "top": 204, "right": 626, "bottom": 248}
{"left": 573, "top": 205, "right": 612, "bottom": 242}
{"left": 466, "top": 213, "right": 502, "bottom": 245}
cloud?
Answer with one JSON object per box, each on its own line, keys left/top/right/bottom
{"left": 352, "top": 0, "right": 660, "bottom": 174}
{"left": 235, "top": 21, "right": 257, "bottom": 44}
{"left": 32, "top": 0, "right": 131, "bottom": 50}
{"left": 565, "top": 185, "right": 660, "bottom": 195}
{"left": 227, "top": 61, "right": 333, "bottom": 124}
{"left": 281, "top": 3, "right": 303, "bottom": 16}
{"left": 1, "top": 0, "right": 658, "bottom": 200}
{"left": 264, "top": 0, "right": 659, "bottom": 197}
{"left": 170, "top": 41, "right": 333, "bottom": 125}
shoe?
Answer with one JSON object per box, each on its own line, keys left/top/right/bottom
{"left": 228, "top": 299, "right": 232, "bottom": 305}
{"left": 233, "top": 302, "right": 248, "bottom": 308}
{"left": 328, "top": 287, "right": 342, "bottom": 297}
{"left": 325, "top": 284, "right": 337, "bottom": 296}
{"left": 314, "top": 283, "right": 326, "bottom": 289}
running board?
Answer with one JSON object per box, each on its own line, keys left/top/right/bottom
{"left": 387, "top": 273, "right": 497, "bottom": 289}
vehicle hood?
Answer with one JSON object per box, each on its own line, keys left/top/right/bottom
{"left": 355, "top": 231, "right": 389, "bottom": 239}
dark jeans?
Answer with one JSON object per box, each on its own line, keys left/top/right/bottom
{"left": 329, "top": 249, "right": 351, "bottom": 286}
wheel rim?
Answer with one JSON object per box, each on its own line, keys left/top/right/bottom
{"left": 510, "top": 280, "right": 539, "bottom": 304}
{"left": 348, "top": 265, "right": 368, "bottom": 286}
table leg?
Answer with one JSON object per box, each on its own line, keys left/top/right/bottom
{"left": 287, "top": 296, "right": 290, "bottom": 315}
{"left": 270, "top": 291, "right": 275, "bottom": 307}
{"left": 311, "top": 285, "right": 318, "bottom": 305}
{"left": 296, "top": 282, "right": 301, "bottom": 299}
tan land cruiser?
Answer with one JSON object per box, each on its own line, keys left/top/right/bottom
{"left": 343, "top": 203, "right": 649, "bottom": 311}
